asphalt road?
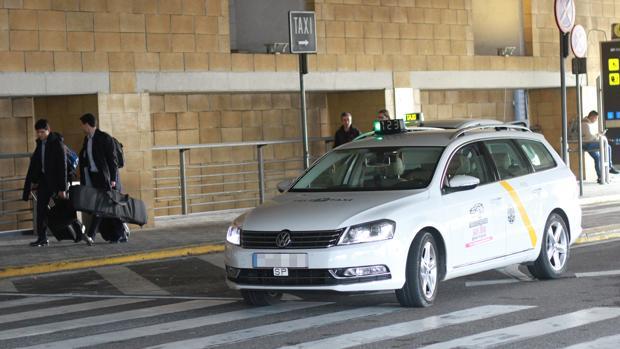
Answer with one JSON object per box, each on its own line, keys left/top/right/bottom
{"left": 0, "top": 238, "right": 619, "bottom": 349}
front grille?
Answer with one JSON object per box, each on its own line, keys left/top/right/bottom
{"left": 230, "top": 268, "right": 391, "bottom": 286}
{"left": 240, "top": 229, "right": 345, "bottom": 249}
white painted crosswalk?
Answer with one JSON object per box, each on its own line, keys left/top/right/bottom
{"left": 277, "top": 305, "right": 534, "bottom": 349}
{"left": 420, "top": 307, "right": 620, "bottom": 349}
{"left": 0, "top": 295, "right": 618, "bottom": 349}
{"left": 563, "top": 334, "right": 620, "bottom": 349}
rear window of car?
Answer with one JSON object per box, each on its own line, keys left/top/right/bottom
{"left": 516, "top": 139, "right": 557, "bottom": 172}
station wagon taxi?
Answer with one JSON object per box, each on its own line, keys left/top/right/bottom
{"left": 224, "top": 119, "right": 582, "bottom": 307}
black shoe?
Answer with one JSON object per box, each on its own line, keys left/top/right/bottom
{"left": 597, "top": 178, "right": 604, "bottom": 184}
{"left": 29, "top": 239, "right": 48, "bottom": 247}
{"left": 84, "top": 236, "right": 94, "bottom": 246}
{"left": 610, "top": 167, "right": 619, "bottom": 174}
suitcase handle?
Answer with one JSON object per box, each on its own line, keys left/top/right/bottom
{"left": 106, "top": 191, "right": 129, "bottom": 206}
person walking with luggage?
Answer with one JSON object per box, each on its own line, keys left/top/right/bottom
{"left": 22, "top": 119, "right": 68, "bottom": 247}
{"left": 78, "top": 113, "right": 118, "bottom": 246}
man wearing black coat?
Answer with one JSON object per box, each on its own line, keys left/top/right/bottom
{"left": 22, "top": 119, "right": 68, "bottom": 247}
{"left": 334, "top": 112, "right": 361, "bottom": 148}
{"left": 79, "top": 113, "right": 118, "bottom": 246}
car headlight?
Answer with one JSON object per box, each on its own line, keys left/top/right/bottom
{"left": 226, "top": 224, "right": 241, "bottom": 245}
{"left": 338, "top": 220, "right": 395, "bottom": 245}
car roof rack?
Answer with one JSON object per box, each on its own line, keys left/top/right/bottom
{"left": 450, "top": 124, "right": 531, "bottom": 140}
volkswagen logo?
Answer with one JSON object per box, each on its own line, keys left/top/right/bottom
{"left": 275, "top": 230, "right": 292, "bottom": 248}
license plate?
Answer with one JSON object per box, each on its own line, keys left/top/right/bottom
{"left": 252, "top": 253, "right": 308, "bottom": 268}
{"left": 273, "top": 267, "right": 289, "bottom": 277}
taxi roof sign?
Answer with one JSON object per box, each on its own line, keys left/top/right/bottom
{"left": 374, "top": 119, "right": 407, "bottom": 135}
{"left": 405, "top": 113, "right": 424, "bottom": 122}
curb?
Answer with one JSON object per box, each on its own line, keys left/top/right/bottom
{"left": 0, "top": 243, "right": 225, "bottom": 279}
{"left": 575, "top": 225, "right": 620, "bottom": 244}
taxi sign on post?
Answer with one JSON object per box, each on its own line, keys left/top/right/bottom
{"left": 289, "top": 11, "right": 317, "bottom": 54}
{"left": 554, "top": 0, "right": 576, "bottom": 33}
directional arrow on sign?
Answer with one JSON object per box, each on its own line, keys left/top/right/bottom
{"left": 298, "top": 40, "right": 309, "bottom": 46}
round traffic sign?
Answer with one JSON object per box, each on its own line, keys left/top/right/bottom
{"left": 571, "top": 24, "right": 587, "bottom": 58}
{"left": 554, "top": 0, "right": 576, "bottom": 33}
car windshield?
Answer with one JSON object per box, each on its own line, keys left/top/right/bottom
{"left": 290, "top": 146, "right": 444, "bottom": 192}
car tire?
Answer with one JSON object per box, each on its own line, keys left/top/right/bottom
{"left": 395, "top": 231, "right": 439, "bottom": 307}
{"left": 240, "top": 290, "right": 283, "bottom": 306}
{"left": 527, "top": 213, "right": 570, "bottom": 280}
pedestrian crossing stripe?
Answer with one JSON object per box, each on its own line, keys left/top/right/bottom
{"left": 420, "top": 307, "right": 620, "bottom": 348}
{"left": 0, "top": 299, "right": 233, "bottom": 341}
{"left": 0, "top": 297, "right": 619, "bottom": 349}
{"left": 145, "top": 306, "right": 403, "bottom": 349}
{"left": 277, "top": 305, "right": 534, "bottom": 349}
{"left": 19, "top": 301, "right": 329, "bottom": 349}
{"left": 563, "top": 333, "right": 620, "bottom": 349}
{"left": 0, "top": 298, "right": 146, "bottom": 324}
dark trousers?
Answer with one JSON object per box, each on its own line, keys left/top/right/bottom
{"left": 86, "top": 171, "right": 106, "bottom": 239}
{"left": 35, "top": 182, "right": 52, "bottom": 241}
{"left": 583, "top": 142, "right": 614, "bottom": 180}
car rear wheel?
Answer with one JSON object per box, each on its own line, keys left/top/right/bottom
{"left": 240, "top": 290, "right": 283, "bottom": 306}
{"left": 527, "top": 213, "right": 569, "bottom": 279}
{"left": 396, "top": 231, "right": 438, "bottom": 307}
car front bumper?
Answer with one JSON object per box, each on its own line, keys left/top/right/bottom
{"left": 224, "top": 240, "right": 407, "bottom": 292}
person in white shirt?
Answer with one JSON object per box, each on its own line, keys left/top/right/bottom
{"left": 581, "top": 110, "right": 619, "bottom": 183}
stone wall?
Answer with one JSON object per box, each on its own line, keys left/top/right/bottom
{"left": 420, "top": 89, "right": 516, "bottom": 121}
{"left": 150, "top": 91, "right": 331, "bottom": 216}
{"left": 0, "top": 0, "right": 617, "bottom": 83}
{"left": 0, "top": 96, "right": 34, "bottom": 231}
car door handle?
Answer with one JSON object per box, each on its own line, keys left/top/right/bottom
{"left": 492, "top": 197, "right": 503, "bottom": 202}
{"left": 533, "top": 188, "right": 543, "bottom": 195}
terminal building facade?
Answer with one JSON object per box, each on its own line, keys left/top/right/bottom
{"left": 0, "top": 0, "right": 616, "bottom": 230}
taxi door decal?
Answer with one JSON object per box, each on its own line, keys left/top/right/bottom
{"left": 499, "top": 180, "right": 537, "bottom": 248}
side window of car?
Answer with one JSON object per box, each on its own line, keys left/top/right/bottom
{"left": 483, "top": 140, "right": 532, "bottom": 180}
{"left": 444, "top": 144, "right": 492, "bottom": 187}
{"left": 516, "top": 139, "right": 557, "bottom": 172}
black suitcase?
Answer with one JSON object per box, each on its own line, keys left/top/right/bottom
{"left": 99, "top": 218, "right": 126, "bottom": 242}
{"left": 47, "top": 199, "right": 84, "bottom": 242}
{"left": 69, "top": 185, "right": 148, "bottom": 226}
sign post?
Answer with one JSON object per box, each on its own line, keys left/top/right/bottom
{"left": 289, "top": 11, "right": 317, "bottom": 169}
{"left": 571, "top": 24, "right": 587, "bottom": 196}
{"left": 554, "top": 0, "right": 576, "bottom": 166}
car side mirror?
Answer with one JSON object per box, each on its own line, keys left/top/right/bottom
{"left": 446, "top": 175, "right": 480, "bottom": 192}
{"left": 277, "top": 179, "right": 294, "bottom": 193}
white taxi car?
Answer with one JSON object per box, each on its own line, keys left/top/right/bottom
{"left": 225, "top": 119, "right": 581, "bottom": 307}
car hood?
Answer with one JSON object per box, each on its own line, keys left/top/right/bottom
{"left": 241, "top": 190, "right": 428, "bottom": 231}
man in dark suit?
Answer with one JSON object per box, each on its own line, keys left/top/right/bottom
{"left": 22, "top": 119, "right": 68, "bottom": 247}
{"left": 79, "top": 113, "right": 118, "bottom": 246}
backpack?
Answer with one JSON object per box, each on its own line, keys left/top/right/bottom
{"left": 112, "top": 137, "right": 125, "bottom": 169}
{"left": 65, "top": 145, "right": 79, "bottom": 180}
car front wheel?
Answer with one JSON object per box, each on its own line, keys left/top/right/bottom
{"left": 241, "top": 290, "right": 283, "bottom": 306}
{"left": 528, "top": 213, "right": 570, "bottom": 279}
{"left": 396, "top": 231, "right": 439, "bottom": 307}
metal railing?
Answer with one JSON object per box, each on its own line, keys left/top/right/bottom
{"left": 0, "top": 153, "right": 33, "bottom": 234}
{"left": 152, "top": 137, "right": 333, "bottom": 216}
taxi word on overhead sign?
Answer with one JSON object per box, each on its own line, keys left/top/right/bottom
{"left": 289, "top": 11, "right": 317, "bottom": 54}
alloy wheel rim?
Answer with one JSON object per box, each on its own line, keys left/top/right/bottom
{"left": 419, "top": 241, "right": 437, "bottom": 299}
{"left": 546, "top": 221, "right": 568, "bottom": 271}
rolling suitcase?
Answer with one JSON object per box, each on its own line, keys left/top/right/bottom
{"left": 47, "top": 198, "right": 84, "bottom": 242}
{"left": 99, "top": 218, "right": 126, "bottom": 243}
{"left": 69, "top": 185, "right": 148, "bottom": 226}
